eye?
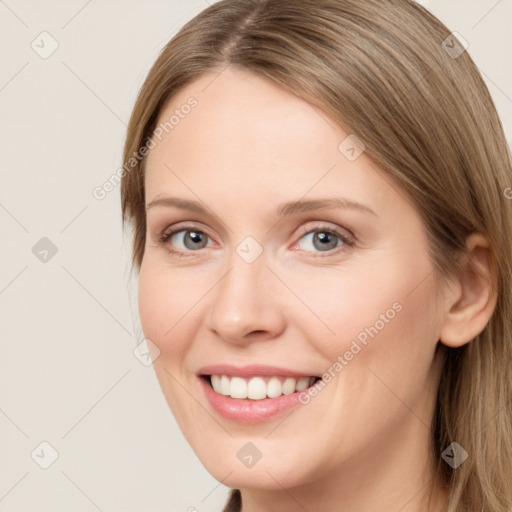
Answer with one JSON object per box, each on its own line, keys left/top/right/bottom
{"left": 158, "top": 223, "right": 355, "bottom": 258}
{"left": 295, "top": 226, "right": 354, "bottom": 255}
{"left": 159, "top": 227, "right": 214, "bottom": 255}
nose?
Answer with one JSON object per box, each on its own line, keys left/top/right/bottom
{"left": 204, "top": 252, "right": 286, "bottom": 345}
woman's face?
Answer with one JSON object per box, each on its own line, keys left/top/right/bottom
{"left": 139, "top": 67, "right": 446, "bottom": 491}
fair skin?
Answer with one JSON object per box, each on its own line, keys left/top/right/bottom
{"left": 138, "top": 67, "right": 496, "bottom": 512}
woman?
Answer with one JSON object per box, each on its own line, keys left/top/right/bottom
{"left": 121, "top": 1, "right": 512, "bottom": 510}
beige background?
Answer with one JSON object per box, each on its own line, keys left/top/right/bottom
{"left": 0, "top": 1, "right": 511, "bottom": 511}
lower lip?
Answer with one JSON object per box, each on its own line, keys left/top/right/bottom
{"left": 199, "top": 377, "right": 305, "bottom": 424}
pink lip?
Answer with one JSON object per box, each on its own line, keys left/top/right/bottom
{"left": 198, "top": 376, "right": 305, "bottom": 424}
{"left": 196, "top": 365, "right": 319, "bottom": 424}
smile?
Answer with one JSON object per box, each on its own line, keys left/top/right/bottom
{"left": 197, "top": 365, "right": 322, "bottom": 423}
{"left": 207, "top": 374, "right": 318, "bottom": 400}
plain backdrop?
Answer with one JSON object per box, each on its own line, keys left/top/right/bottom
{"left": 0, "top": 1, "right": 511, "bottom": 511}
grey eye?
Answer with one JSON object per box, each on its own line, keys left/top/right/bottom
{"left": 174, "top": 230, "right": 210, "bottom": 250}
{"left": 298, "top": 231, "right": 342, "bottom": 252}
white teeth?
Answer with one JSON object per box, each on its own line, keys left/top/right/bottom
{"left": 282, "top": 377, "right": 296, "bottom": 395}
{"left": 267, "top": 377, "right": 282, "bottom": 398}
{"left": 220, "top": 375, "right": 230, "bottom": 395}
{"left": 211, "top": 375, "right": 221, "bottom": 393}
{"left": 230, "top": 377, "right": 247, "bottom": 399}
{"left": 296, "top": 377, "right": 311, "bottom": 391}
{"left": 247, "top": 377, "right": 267, "bottom": 400}
{"left": 209, "top": 375, "right": 317, "bottom": 400}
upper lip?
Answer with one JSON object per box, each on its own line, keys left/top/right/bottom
{"left": 198, "top": 364, "right": 319, "bottom": 378}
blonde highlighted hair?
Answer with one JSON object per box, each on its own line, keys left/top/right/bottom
{"left": 121, "top": 1, "right": 512, "bottom": 509}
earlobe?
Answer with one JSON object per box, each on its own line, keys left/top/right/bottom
{"left": 438, "top": 233, "right": 498, "bottom": 348}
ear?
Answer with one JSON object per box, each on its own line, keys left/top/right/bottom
{"left": 438, "top": 233, "right": 498, "bottom": 348}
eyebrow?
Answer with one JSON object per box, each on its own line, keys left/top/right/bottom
{"left": 146, "top": 196, "right": 377, "bottom": 217}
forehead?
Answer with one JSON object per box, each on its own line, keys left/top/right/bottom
{"left": 150, "top": 68, "right": 340, "bottom": 166}
{"left": 144, "top": 67, "right": 407, "bottom": 220}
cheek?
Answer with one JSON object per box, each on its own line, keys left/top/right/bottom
{"left": 286, "top": 254, "right": 438, "bottom": 357}
{"left": 314, "top": 257, "right": 441, "bottom": 424}
{"left": 272, "top": 258, "right": 441, "bottom": 468}
{"left": 137, "top": 262, "right": 203, "bottom": 421}
{"left": 137, "top": 262, "right": 198, "bottom": 356}
{"left": 286, "top": 251, "right": 442, "bottom": 415}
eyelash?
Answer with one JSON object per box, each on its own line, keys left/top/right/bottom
{"left": 158, "top": 224, "right": 355, "bottom": 258}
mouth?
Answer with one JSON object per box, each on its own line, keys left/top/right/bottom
{"left": 196, "top": 364, "right": 323, "bottom": 423}
{"left": 201, "top": 374, "right": 321, "bottom": 400}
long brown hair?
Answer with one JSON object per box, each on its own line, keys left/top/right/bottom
{"left": 121, "top": 1, "right": 512, "bottom": 509}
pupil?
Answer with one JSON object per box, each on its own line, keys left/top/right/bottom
{"left": 186, "top": 231, "right": 206, "bottom": 249}
{"left": 314, "top": 232, "right": 337, "bottom": 251}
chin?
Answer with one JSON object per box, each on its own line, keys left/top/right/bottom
{"left": 187, "top": 434, "right": 321, "bottom": 491}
